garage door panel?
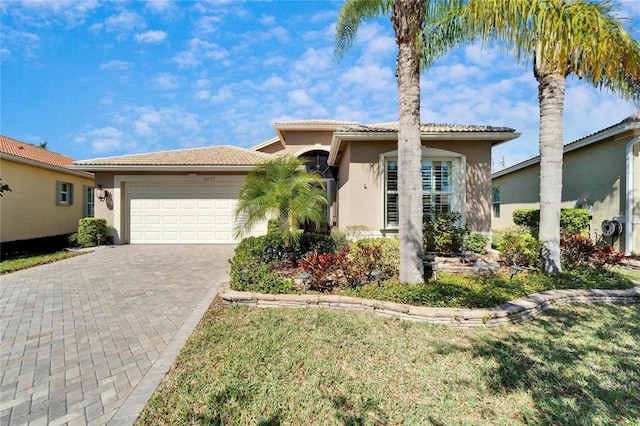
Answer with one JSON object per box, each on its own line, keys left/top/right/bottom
{"left": 128, "top": 182, "right": 265, "bottom": 244}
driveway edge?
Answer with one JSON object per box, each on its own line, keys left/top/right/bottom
{"left": 107, "top": 276, "right": 224, "bottom": 425}
{"left": 218, "top": 284, "right": 640, "bottom": 328}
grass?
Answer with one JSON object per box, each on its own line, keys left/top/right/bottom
{"left": 137, "top": 301, "right": 640, "bottom": 425}
{"left": 0, "top": 250, "right": 84, "bottom": 274}
{"left": 340, "top": 267, "right": 636, "bottom": 309}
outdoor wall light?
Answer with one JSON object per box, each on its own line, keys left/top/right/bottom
{"left": 96, "top": 184, "right": 110, "bottom": 202}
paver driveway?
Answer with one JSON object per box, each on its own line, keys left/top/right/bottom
{"left": 0, "top": 245, "right": 235, "bottom": 425}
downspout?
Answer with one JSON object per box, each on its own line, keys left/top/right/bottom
{"left": 625, "top": 137, "right": 640, "bottom": 255}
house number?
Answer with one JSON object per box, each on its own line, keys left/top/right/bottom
{"left": 202, "top": 176, "right": 215, "bottom": 181}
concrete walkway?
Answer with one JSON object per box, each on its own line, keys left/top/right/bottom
{"left": 0, "top": 245, "right": 235, "bottom": 425}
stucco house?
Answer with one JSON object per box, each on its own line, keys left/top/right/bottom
{"left": 71, "top": 120, "right": 518, "bottom": 245}
{"left": 0, "top": 135, "right": 95, "bottom": 255}
{"left": 491, "top": 113, "right": 640, "bottom": 254}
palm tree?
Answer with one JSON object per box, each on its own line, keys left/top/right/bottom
{"left": 233, "top": 156, "right": 328, "bottom": 247}
{"left": 337, "top": 0, "right": 453, "bottom": 284}
{"left": 424, "top": 0, "right": 640, "bottom": 272}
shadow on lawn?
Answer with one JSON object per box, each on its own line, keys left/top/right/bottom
{"left": 472, "top": 304, "right": 640, "bottom": 424}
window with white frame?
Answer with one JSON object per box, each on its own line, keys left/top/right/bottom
{"left": 56, "top": 181, "right": 74, "bottom": 205}
{"left": 385, "top": 159, "right": 454, "bottom": 228}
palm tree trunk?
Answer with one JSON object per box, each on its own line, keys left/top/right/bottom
{"left": 393, "top": 0, "right": 424, "bottom": 284}
{"left": 537, "top": 72, "right": 565, "bottom": 272}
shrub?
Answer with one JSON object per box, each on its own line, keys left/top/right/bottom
{"left": 293, "top": 233, "right": 335, "bottom": 261}
{"left": 77, "top": 218, "right": 107, "bottom": 248}
{"left": 465, "top": 233, "right": 489, "bottom": 254}
{"left": 330, "top": 227, "right": 349, "bottom": 251}
{"left": 423, "top": 212, "right": 469, "bottom": 255}
{"left": 560, "top": 232, "right": 625, "bottom": 272}
{"left": 230, "top": 263, "right": 295, "bottom": 294}
{"left": 560, "top": 233, "right": 595, "bottom": 269}
{"left": 513, "top": 208, "right": 591, "bottom": 237}
{"left": 496, "top": 226, "right": 542, "bottom": 268}
{"left": 68, "top": 233, "right": 79, "bottom": 247}
{"left": 345, "top": 238, "right": 400, "bottom": 286}
{"left": 298, "top": 249, "right": 349, "bottom": 291}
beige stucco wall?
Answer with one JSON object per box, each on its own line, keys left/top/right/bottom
{"left": 0, "top": 159, "right": 94, "bottom": 242}
{"left": 335, "top": 138, "right": 495, "bottom": 235}
{"left": 256, "top": 130, "right": 334, "bottom": 157}
{"left": 492, "top": 128, "right": 640, "bottom": 253}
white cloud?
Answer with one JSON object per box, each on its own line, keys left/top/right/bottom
{"left": 99, "top": 60, "right": 132, "bottom": 71}
{"left": 172, "top": 38, "right": 229, "bottom": 68}
{"left": 75, "top": 127, "right": 123, "bottom": 153}
{"left": 151, "top": 73, "right": 181, "bottom": 90}
{"left": 135, "top": 30, "right": 167, "bottom": 44}
{"left": 145, "top": 1, "right": 174, "bottom": 13}
{"left": 260, "top": 14, "right": 275, "bottom": 25}
{"left": 194, "top": 15, "right": 222, "bottom": 36}
{"left": 5, "top": 0, "right": 100, "bottom": 27}
{"left": 0, "top": 27, "right": 40, "bottom": 58}
{"left": 294, "top": 48, "right": 332, "bottom": 73}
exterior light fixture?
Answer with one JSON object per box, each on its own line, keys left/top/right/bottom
{"left": 299, "top": 273, "right": 310, "bottom": 291}
{"left": 370, "top": 269, "right": 382, "bottom": 284}
{"left": 96, "top": 184, "right": 110, "bottom": 202}
{"left": 510, "top": 264, "right": 522, "bottom": 281}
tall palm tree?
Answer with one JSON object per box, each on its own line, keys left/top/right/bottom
{"left": 233, "top": 156, "right": 328, "bottom": 247}
{"left": 424, "top": 0, "right": 640, "bottom": 272}
{"left": 337, "top": 0, "right": 454, "bottom": 284}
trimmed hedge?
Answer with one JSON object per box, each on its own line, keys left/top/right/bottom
{"left": 77, "top": 218, "right": 108, "bottom": 248}
{"left": 513, "top": 208, "right": 591, "bottom": 236}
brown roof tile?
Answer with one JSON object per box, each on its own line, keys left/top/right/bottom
{"left": 0, "top": 135, "right": 76, "bottom": 168}
{"left": 73, "top": 145, "right": 275, "bottom": 166}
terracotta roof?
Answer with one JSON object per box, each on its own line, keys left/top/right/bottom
{"left": 0, "top": 135, "right": 76, "bottom": 168}
{"left": 72, "top": 145, "right": 275, "bottom": 166}
{"left": 337, "top": 122, "right": 516, "bottom": 133}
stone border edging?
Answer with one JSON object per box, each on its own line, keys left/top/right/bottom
{"left": 218, "top": 283, "right": 640, "bottom": 328}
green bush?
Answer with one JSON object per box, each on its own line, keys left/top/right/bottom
{"left": 423, "top": 212, "right": 469, "bottom": 255}
{"left": 330, "top": 227, "right": 349, "bottom": 251}
{"left": 513, "top": 208, "right": 591, "bottom": 237}
{"left": 346, "top": 238, "right": 400, "bottom": 286}
{"left": 68, "top": 233, "right": 79, "bottom": 247}
{"left": 465, "top": 233, "right": 489, "bottom": 254}
{"left": 77, "top": 218, "right": 107, "bottom": 248}
{"left": 230, "top": 263, "right": 295, "bottom": 294}
{"left": 496, "top": 226, "right": 542, "bottom": 268}
{"left": 293, "top": 233, "right": 335, "bottom": 260}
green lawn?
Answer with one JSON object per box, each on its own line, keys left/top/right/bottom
{"left": 0, "top": 250, "right": 84, "bottom": 274}
{"left": 137, "top": 301, "right": 640, "bottom": 425}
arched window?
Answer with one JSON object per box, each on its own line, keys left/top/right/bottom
{"left": 300, "top": 150, "right": 337, "bottom": 179}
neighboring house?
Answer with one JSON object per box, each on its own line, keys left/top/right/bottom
{"left": 491, "top": 113, "right": 640, "bottom": 254}
{"left": 71, "top": 120, "right": 518, "bottom": 245}
{"left": 0, "top": 135, "right": 95, "bottom": 253}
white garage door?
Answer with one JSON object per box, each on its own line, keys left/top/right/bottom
{"left": 128, "top": 182, "right": 251, "bottom": 244}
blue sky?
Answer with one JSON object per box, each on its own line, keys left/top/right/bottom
{"left": 2, "top": 0, "right": 639, "bottom": 170}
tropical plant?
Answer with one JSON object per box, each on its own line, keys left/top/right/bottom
{"left": 233, "top": 156, "right": 328, "bottom": 247}
{"left": 336, "top": 0, "right": 454, "bottom": 284}
{"left": 0, "top": 178, "right": 10, "bottom": 196}
{"left": 424, "top": 0, "right": 640, "bottom": 272}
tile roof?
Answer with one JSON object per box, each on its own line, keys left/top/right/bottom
{"left": 337, "top": 122, "right": 517, "bottom": 133}
{"left": 73, "top": 145, "right": 275, "bottom": 166}
{"left": 0, "top": 135, "right": 76, "bottom": 168}
{"left": 274, "top": 119, "right": 360, "bottom": 127}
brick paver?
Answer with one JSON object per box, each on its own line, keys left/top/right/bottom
{"left": 1, "top": 245, "right": 234, "bottom": 425}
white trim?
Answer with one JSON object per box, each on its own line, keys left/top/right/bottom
{"left": 250, "top": 136, "right": 282, "bottom": 151}
{"left": 294, "top": 145, "right": 330, "bottom": 157}
{"left": 379, "top": 147, "right": 467, "bottom": 230}
{"left": 625, "top": 137, "right": 640, "bottom": 255}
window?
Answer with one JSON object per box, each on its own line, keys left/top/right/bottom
{"left": 385, "top": 159, "right": 453, "bottom": 227}
{"left": 492, "top": 187, "right": 500, "bottom": 218}
{"left": 56, "top": 181, "right": 74, "bottom": 205}
{"left": 84, "top": 186, "right": 95, "bottom": 217}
